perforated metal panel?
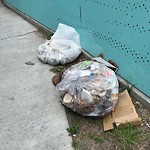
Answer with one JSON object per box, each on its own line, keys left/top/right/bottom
{"left": 4, "top": 0, "right": 150, "bottom": 97}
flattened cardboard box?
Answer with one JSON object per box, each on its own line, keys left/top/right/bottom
{"left": 103, "top": 90, "right": 141, "bottom": 131}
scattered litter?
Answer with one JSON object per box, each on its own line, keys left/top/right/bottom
{"left": 103, "top": 90, "right": 141, "bottom": 131}
{"left": 135, "top": 101, "right": 141, "bottom": 106}
{"left": 92, "top": 57, "right": 118, "bottom": 72}
{"left": 38, "top": 23, "right": 81, "bottom": 65}
{"left": 25, "top": 61, "right": 35, "bottom": 65}
{"left": 97, "top": 53, "right": 104, "bottom": 59}
{"left": 52, "top": 73, "right": 62, "bottom": 86}
{"left": 56, "top": 60, "right": 119, "bottom": 117}
{"left": 146, "top": 123, "right": 150, "bottom": 128}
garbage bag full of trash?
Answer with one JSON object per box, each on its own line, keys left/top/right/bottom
{"left": 38, "top": 23, "right": 81, "bottom": 65}
{"left": 56, "top": 60, "right": 119, "bottom": 117}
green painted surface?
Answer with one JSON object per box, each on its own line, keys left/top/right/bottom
{"left": 4, "top": 0, "right": 150, "bottom": 97}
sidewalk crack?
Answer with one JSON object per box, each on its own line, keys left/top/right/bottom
{"left": 0, "top": 30, "right": 37, "bottom": 40}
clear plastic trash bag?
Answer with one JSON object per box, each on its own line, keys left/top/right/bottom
{"left": 56, "top": 60, "right": 119, "bottom": 117}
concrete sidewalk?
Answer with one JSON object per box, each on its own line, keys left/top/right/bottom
{"left": 0, "top": 1, "right": 73, "bottom": 150}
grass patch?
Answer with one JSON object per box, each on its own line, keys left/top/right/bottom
{"left": 74, "top": 114, "right": 82, "bottom": 121}
{"left": 72, "top": 139, "right": 79, "bottom": 149}
{"left": 88, "top": 132, "right": 105, "bottom": 143}
{"left": 49, "top": 65, "right": 65, "bottom": 73}
{"left": 91, "top": 118, "right": 101, "bottom": 125}
{"left": 67, "top": 124, "right": 80, "bottom": 135}
{"left": 109, "top": 125, "right": 142, "bottom": 149}
{"left": 140, "top": 131, "right": 150, "bottom": 140}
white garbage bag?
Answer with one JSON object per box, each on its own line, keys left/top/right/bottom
{"left": 38, "top": 23, "right": 81, "bottom": 65}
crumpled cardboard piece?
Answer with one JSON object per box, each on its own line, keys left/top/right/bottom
{"left": 103, "top": 90, "right": 141, "bottom": 131}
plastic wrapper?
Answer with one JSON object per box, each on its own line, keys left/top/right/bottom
{"left": 38, "top": 23, "right": 81, "bottom": 65}
{"left": 56, "top": 61, "right": 119, "bottom": 117}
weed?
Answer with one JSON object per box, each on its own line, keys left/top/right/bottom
{"left": 109, "top": 125, "right": 142, "bottom": 149}
{"left": 46, "top": 32, "right": 53, "bottom": 39}
{"left": 140, "top": 131, "right": 150, "bottom": 140}
{"left": 67, "top": 124, "right": 79, "bottom": 135}
{"left": 126, "top": 85, "right": 133, "bottom": 94}
{"left": 74, "top": 114, "right": 82, "bottom": 121}
{"left": 91, "top": 118, "right": 101, "bottom": 125}
{"left": 126, "top": 83, "right": 137, "bottom": 94}
{"left": 95, "top": 137, "right": 105, "bottom": 143}
{"left": 49, "top": 65, "right": 65, "bottom": 73}
{"left": 88, "top": 132, "right": 104, "bottom": 143}
{"left": 72, "top": 139, "right": 79, "bottom": 149}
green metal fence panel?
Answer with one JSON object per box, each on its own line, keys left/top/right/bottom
{"left": 4, "top": 0, "right": 150, "bottom": 97}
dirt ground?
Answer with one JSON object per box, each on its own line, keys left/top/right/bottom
{"left": 65, "top": 98, "right": 150, "bottom": 150}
